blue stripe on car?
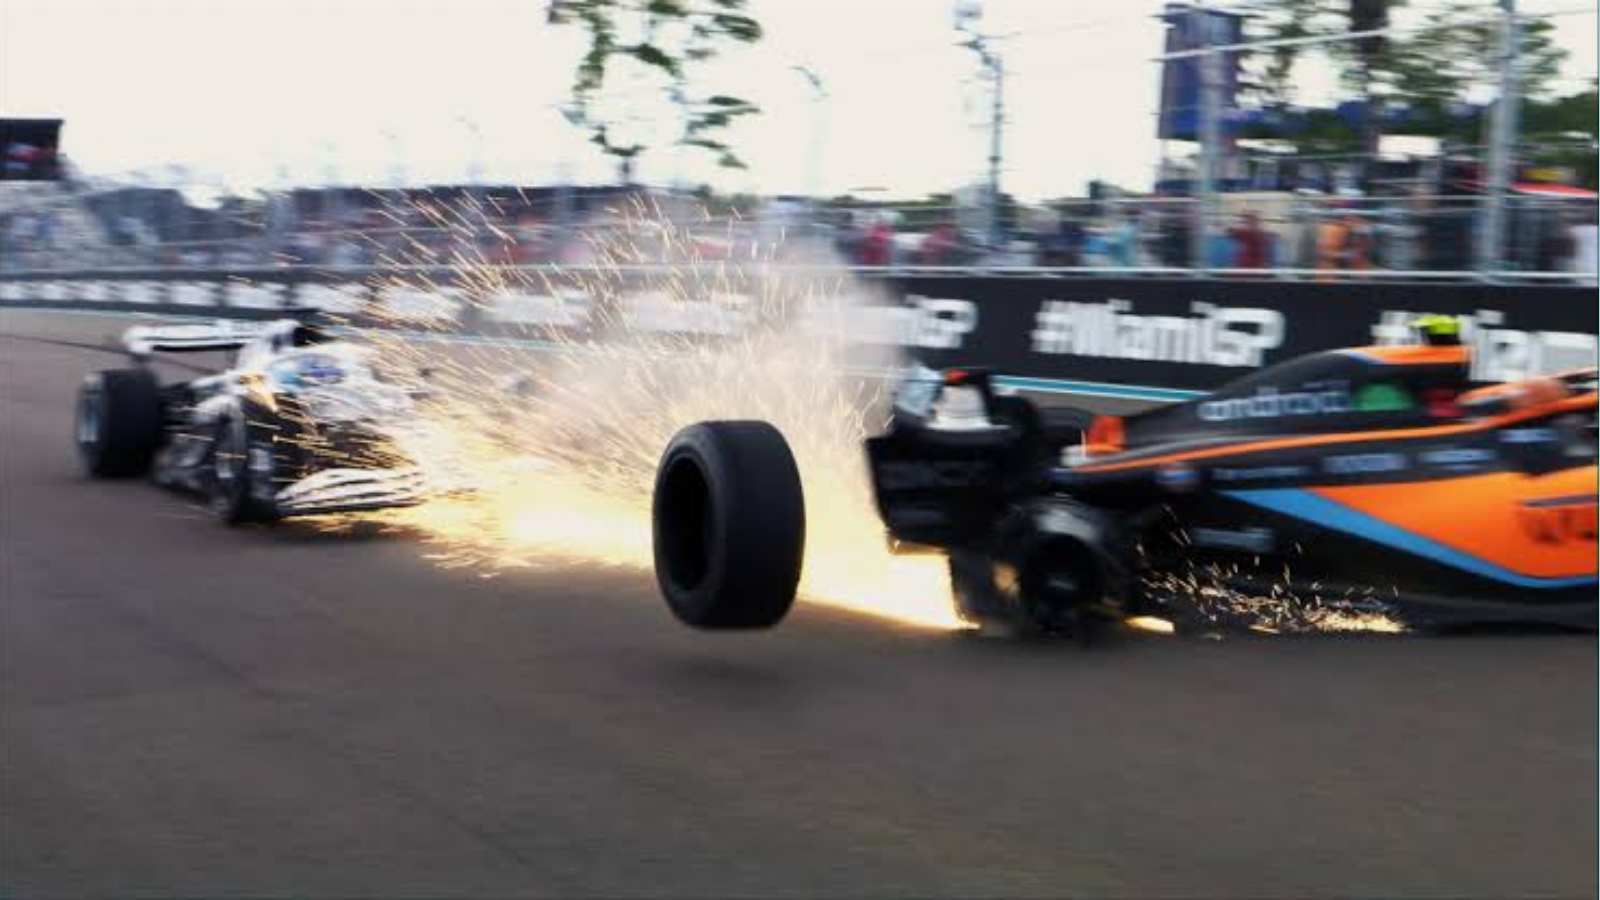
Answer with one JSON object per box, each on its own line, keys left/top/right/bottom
{"left": 1222, "top": 488, "right": 1597, "bottom": 589}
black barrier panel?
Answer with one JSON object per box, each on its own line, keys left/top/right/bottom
{"left": 880, "top": 277, "right": 1598, "bottom": 388}
{"left": 2, "top": 272, "right": 1594, "bottom": 390}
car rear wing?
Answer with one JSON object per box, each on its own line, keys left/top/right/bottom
{"left": 121, "top": 320, "right": 276, "bottom": 358}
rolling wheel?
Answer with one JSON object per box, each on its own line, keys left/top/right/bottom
{"left": 652, "top": 421, "right": 806, "bottom": 629}
{"left": 948, "top": 540, "right": 1107, "bottom": 641}
{"left": 76, "top": 368, "right": 163, "bottom": 478}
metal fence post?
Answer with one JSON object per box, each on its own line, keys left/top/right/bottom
{"left": 1193, "top": 1, "right": 1222, "bottom": 274}
{"left": 1475, "top": 0, "right": 1521, "bottom": 278}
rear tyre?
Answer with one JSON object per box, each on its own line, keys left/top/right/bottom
{"left": 948, "top": 539, "right": 1107, "bottom": 641}
{"left": 207, "top": 416, "right": 279, "bottom": 525}
{"left": 76, "top": 368, "right": 163, "bottom": 478}
{"left": 652, "top": 421, "right": 806, "bottom": 629}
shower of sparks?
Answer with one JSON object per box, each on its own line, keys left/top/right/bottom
{"left": 1140, "top": 540, "right": 1408, "bottom": 635}
{"left": 307, "top": 193, "right": 964, "bottom": 630}
{"left": 287, "top": 191, "right": 1402, "bottom": 637}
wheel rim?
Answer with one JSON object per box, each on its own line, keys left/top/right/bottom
{"left": 210, "top": 421, "right": 244, "bottom": 511}
{"left": 76, "top": 387, "right": 101, "bottom": 453}
{"left": 1019, "top": 544, "right": 1102, "bottom": 634}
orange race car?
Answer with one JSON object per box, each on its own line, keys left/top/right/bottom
{"left": 648, "top": 319, "right": 1598, "bottom": 637}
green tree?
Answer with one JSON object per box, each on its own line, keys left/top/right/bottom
{"left": 1379, "top": 1, "right": 1567, "bottom": 116}
{"left": 1237, "top": 1, "right": 1567, "bottom": 148}
{"left": 1235, "top": 0, "right": 1351, "bottom": 108}
{"left": 546, "top": 0, "right": 763, "bottom": 184}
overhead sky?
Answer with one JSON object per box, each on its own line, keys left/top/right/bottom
{"left": 1, "top": 0, "right": 1594, "bottom": 201}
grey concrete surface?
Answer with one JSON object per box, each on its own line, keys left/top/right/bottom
{"left": 2, "top": 308, "right": 1595, "bottom": 898}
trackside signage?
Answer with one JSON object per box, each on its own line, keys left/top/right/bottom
{"left": 882, "top": 277, "right": 1597, "bottom": 389}
{"left": 2, "top": 272, "right": 1594, "bottom": 391}
{"left": 1030, "top": 300, "right": 1285, "bottom": 367}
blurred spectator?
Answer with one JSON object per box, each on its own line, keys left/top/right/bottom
{"left": 1422, "top": 201, "right": 1473, "bottom": 272}
{"left": 919, "top": 223, "right": 957, "bottom": 265}
{"left": 1228, "top": 211, "right": 1269, "bottom": 269}
{"left": 1081, "top": 225, "right": 1109, "bottom": 266}
{"left": 1378, "top": 204, "right": 1421, "bottom": 271}
{"left": 1205, "top": 225, "right": 1236, "bottom": 269}
{"left": 1106, "top": 210, "right": 1138, "bottom": 268}
{"left": 1570, "top": 213, "right": 1597, "bottom": 285}
{"left": 859, "top": 216, "right": 893, "bottom": 266}
{"left": 1156, "top": 211, "right": 1189, "bottom": 268}
{"left": 1345, "top": 211, "right": 1374, "bottom": 271}
{"left": 1536, "top": 209, "right": 1576, "bottom": 273}
{"left": 331, "top": 238, "right": 366, "bottom": 266}
{"left": 1316, "top": 209, "right": 1372, "bottom": 278}
{"left": 1036, "top": 218, "right": 1083, "bottom": 267}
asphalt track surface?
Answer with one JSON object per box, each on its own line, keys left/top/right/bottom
{"left": 2, "top": 309, "right": 1595, "bottom": 898}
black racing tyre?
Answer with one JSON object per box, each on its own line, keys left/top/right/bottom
{"left": 652, "top": 421, "right": 806, "bottom": 629}
{"left": 206, "top": 416, "right": 279, "bottom": 525}
{"left": 76, "top": 368, "right": 163, "bottom": 478}
{"left": 948, "top": 539, "right": 1107, "bottom": 640}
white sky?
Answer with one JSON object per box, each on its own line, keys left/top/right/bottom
{"left": 1, "top": 0, "right": 1594, "bottom": 201}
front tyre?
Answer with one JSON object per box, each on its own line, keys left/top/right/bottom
{"left": 652, "top": 421, "right": 806, "bottom": 629}
{"left": 207, "top": 416, "right": 279, "bottom": 525}
{"left": 76, "top": 368, "right": 163, "bottom": 477}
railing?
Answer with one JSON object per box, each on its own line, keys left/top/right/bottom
{"left": 1, "top": 262, "right": 1594, "bottom": 287}
{"left": 3, "top": 178, "right": 1595, "bottom": 283}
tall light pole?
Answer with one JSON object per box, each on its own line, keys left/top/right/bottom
{"left": 791, "top": 64, "right": 828, "bottom": 200}
{"left": 1475, "top": 0, "right": 1520, "bottom": 278}
{"left": 558, "top": 103, "right": 585, "bottom": 230}
{"left": 379, "top": 127, "right": 407, "bottom": 190}
{"left": 455, "top": 114, "right": 486, "bottom": 207}
{"left": 318, "top": 139, "right": 342, "bottom": 228}
{"left": 1194, "top": 0, "right": 1223, "bottom": 272}
{"left": 956, "top": 0, "right": 1005, "bottom": 251}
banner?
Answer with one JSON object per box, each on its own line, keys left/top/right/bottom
{"left": 2, "top": 271, "right": 1595, "bottom": 390}
{"left": 1156, "top": 5, "right": 1244, "bottom": 142}
{"left": 886, "top": 277, "right": 1598, "bottom": 388}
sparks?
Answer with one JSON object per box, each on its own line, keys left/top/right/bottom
{"left": 308, "top": 194, "right": 960, "bottom": 630}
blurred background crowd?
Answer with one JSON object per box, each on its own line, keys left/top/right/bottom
{"left": 2, "top": 1, "right": 1595, "bottom": 282}
{"left": 2, "top": 164, "right": 1593, "bottom": 280}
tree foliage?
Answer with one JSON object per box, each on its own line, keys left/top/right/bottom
{"left": 546, "top": 0, "right": 763, "bottom": 179}
{"left": 1237, "top": 0, "right": 1569, "bottom": 114}
{"left": 1378, "top": 1, "right": 1567, "bottom": 107}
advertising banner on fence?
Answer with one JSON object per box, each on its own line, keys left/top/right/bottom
{"left": 3, "top": 271, "right": 1595, "bottom": 392}
{"left": 883, "top": 277, "right": 1599, "bottom": 388}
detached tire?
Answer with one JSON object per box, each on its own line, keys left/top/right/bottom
{"left": 652, "top": 421, "right": 806, "bottom": 629}
{"left": 76, "top": 368, "right": 163, "bottom": 478}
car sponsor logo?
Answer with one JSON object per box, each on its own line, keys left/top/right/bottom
{"left": 1031, "top": 299, "right": 1286, "bottom": 367}
{"left": 1499, "top": 427, "right": 1558, "bottom": 445}
{"left": 1418, "top": 447, "right": 1498, "bottom": 471}
{"left": 1352, "top": 382, "right": 1414, "bottom": 412}
{"left": 1211, "top": 464, "right": 1310, "bottom": 482}
{"left": 1322, "top": 452, "right": 1408, "bottom": 475}
{"left": 1156, "top": 463, "right": 1201, "bottom": 492}
{"left": 1197, "top": 383, "right": 1351, "bottom": 422}
{"left": 1189, "top": 526, "right": 1275, "bottom": 554}
{"left": 1517, "top": 494, "right": 1598, "bottom": 544}
{"left": 828, "top": 297, "right": 980, "bottom": 350}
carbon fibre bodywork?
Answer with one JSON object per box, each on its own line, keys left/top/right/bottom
{"left": 868, "top": 343, "right": 1598, "bottom": 631}
{"left": 88, "top": 317, "right": 426, "bottom": 519}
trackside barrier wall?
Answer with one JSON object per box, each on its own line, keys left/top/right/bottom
{"left": 2, "top": 267, "right": 1594, "bottom": 390}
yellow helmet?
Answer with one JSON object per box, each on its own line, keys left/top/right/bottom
{"left": 1413, "top": 314, "right": 1462, "bottom": 345}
